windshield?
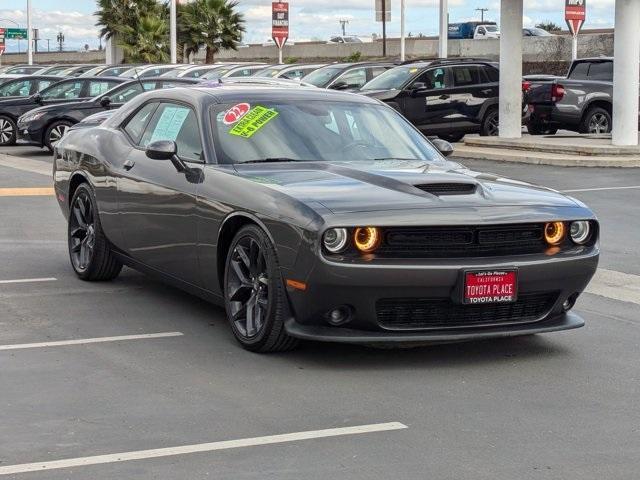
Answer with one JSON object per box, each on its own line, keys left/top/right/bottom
{"left": 200, "top": 67, "right": 235, "bottom": 80}
{"left": 485, "top": 25, "right": 498, "bottom": 32}
{"left": 303, "top": 67, "right": 343, "bottom": 87}
{"left": 253, "top": 67, "right": 284, "bottom": 78}
{"left": 361, "top": 66, "right": 420, "bottom": 91}
{"left": 530, "top": 27, "right": 551, "bottom": 36}
{"left": 211, "top": 100, "right": 441, "bottom": 164}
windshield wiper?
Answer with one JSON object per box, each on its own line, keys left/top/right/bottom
{"left": 373, "top": 157, "right": 423, "bottom": 161}
{"left": 242, "top": 157, "right": 301, "bottom": 164}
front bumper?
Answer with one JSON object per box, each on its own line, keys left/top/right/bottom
{"left": 283, "top": 248, "right": 598, "bottom": 345}
{"left": 16, "top": 122, "right": 44, "bottom": 147}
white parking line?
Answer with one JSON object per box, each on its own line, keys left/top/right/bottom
{"left": 562, "top": 185, "right": 640, "bottom": 193}
{"left": 0, "top": 332, "right": 184, "bottom": 351}
{"left": 585, "top": 268, "right": 640, "bottom": 306}
{"left": 0, "top": 277, "right": 57, "bottom": 285}
{"left": 0, "top": 422, "right": 407, "bottom": 476}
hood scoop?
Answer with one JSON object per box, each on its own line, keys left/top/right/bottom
{"left": 414, "top": 182, "right": 477, "bottom": 196}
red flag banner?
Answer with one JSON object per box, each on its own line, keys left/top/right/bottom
{"left": 565, "top": 0, "right": 586, "bottom": 36}
{"left": 272, "top": 2, "right": 289, "bottom": 48}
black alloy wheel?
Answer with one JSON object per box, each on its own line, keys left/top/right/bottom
{"left": 224, "top": 224, "right": 298, "bottom": 352}
{"left": 0, "top": 115, "right": 17, "bottom": 146}
{"left": 68, "top": 184, "right": 122, "bottom": 280}
{"left": 481, "top": 108, "right": 499, "bottom": 136}
{"left": 45, "top": 120, "right": 73, "bottom": 151}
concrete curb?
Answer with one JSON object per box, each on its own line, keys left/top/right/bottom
{"left": 463, "top": 136, "right": 640, "bottom": 156}
{"left": 451, "top": 145, "right": 640, "bottom": 168}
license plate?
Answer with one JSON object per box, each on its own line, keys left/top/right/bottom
{"left": 463, "top": 270, "right": 517, "bottom": 304}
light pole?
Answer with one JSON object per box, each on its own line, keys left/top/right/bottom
{"left": 170, "top": 0, "right": 177, "bottom": 63}
{"left": 27, "top": 0, "right": 33, "bottom": 64}
{"left": 476, "top": 7, "right": 488, "bottom": 22}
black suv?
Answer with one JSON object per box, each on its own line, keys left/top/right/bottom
{"left": 359, "top": 58, "right": 500, "bottom": 142}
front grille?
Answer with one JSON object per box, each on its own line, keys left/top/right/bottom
{"left": 415, "top": 183, "right": 477, "bottom": 195}
{"left": 376, "top": 292, "right": 558, "bottom": 330}
{"left": 378, "top": 223, "right": 547, "bottom": 258}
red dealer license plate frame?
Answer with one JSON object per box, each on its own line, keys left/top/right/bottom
{"left": 462, "top": 269, "right": 518, "bottom": 305}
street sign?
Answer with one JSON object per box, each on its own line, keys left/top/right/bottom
{"left": 565, "top": 0, "right": 586, "bottom": 36}
{"left": 6, "top": 28, "right": 28, "bottom": 39}
{"left": 272, "top": 2, "right": 289, "bottom": 49}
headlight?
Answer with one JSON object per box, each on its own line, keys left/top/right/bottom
{"left": 19, "top": 111, "right": 45, "bottom": 123}
{"left": 353, "top": 227, "right": 381, "bottom": 253}
{"left": 569, "top": 221, "right": 591, "bottom": 244}
{"left": 544, "top": 222, "right": 565, "bottom": 245}
{"left": 323, "top": 228, "right": 348, "bottom": 253}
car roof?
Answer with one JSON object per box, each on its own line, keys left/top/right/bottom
{"left": 147, "top": 84, "right": 381, "bottom": 105}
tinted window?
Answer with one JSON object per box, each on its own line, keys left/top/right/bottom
{"left": 36, "top": 79, "right": 54, "bottom": 91}
{"left": 370, "top": 66, "right": 389, "bottom": 78}
{"left": 110, "top": 83, "right": 146, "bottom": 104}
{"left": 420, "top": 67, "right": 448, "bottom": 89}
{"left": 140, "top": 103, "right": 203, "bottom": 162}
{"left": 89, "top": 81, "right": 116, "bottom": 96}
{"left": 333, "top": 67, "right": 367, "bottom": 88}
{"left": 124, "top": 103, "right": 158, "bottom": 144}
{"left": 0, "top": 79, "right": 32, "bottom": 97}
{"left": 303, "top": 66, "right": 344, "bottom": 87}
{"left": 588, "top": 62, "right": 613, "bottom": 81}
{"left": 41, "top": 81, "right": 84, "bottom": 100}
{"left": 569, "top": 62, "right": 590, "bottom": 80}
{"left": 452, "top": 66, "right": 481, "bottom": 86}
{"left": 482, "top": 65, "right": 499, "bottom": 82}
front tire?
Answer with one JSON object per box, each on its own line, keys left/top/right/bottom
{"left": 224, "top": 224, "right": 298, "bottom": 353}
{"left": 0, "top": 115, "right": 17, "bottom": 146}
{"left": 45, "top": 120, "right": 73, "bottom": 152}
{"left": 480, "top": 108, "right": 499, "bottom": 136}
{"left": 68, "top": 184, "right": 122, "bottom": 281}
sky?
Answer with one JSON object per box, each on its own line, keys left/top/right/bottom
{"left": 0, "top": 0, "right": 616, "bottom": 53}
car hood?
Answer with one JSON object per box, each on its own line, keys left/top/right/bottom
{"left": 359, "top": 89, "right": 400, "bottom": 101}
{"left": 232, "top": 159, "right": 580, "bottom": 214}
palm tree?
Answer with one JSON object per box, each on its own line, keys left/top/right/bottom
{"left": 119, "top": 15, "right": 170, "bottom": 63}
{"left": 179, "top": 0, "right": 245, "bottom": 64}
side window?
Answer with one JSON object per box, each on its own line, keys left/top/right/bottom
{"left": 123, "top": 103, "right": 158, "bottom": 145}
{"left": 0, "top": 80, "right": 32, "bottom": 97}
{"left": 89, "top": 81, "right": 114, "bottom": 96}
{"left": 569, "top": 62, "right": 590, "bottom": 80}
{"left": 588, "top": 62, "right": 613, "bottom": 81}
{"left": 36, "top": 80, "right": 53, "bottom": 91}
{"left": 419, "top": 68, "right": 448, "bottom": 89}
{"left": 41, "top": 81, "right": 84, "bottom": 100}
{"left": 370, "top": 66, "right": 388, "bottom": 78}
{"left": 140, "top": 103, "right": 203, "bottom": 162}
{"left": 112, "top": 84, "right": 144, "bottom": 104}
{"left": 482, "top": 66, "right": 499, "bottom": 83}
{"left": 451, "top": 66, "right": 481, "bottom": 87}
{"left": 334, "top": 67, "right": 367, "bottom": 88}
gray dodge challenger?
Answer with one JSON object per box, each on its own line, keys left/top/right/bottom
{"left": 53, "top": 84, "right": 599, "bottom": 352}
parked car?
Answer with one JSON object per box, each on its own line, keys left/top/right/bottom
{"left": 17, "top": 78, "right": 199, "bottom": 151}
{"left": 303, "top": 62, "right": 394, "bottom": 90}
{"left": 253, "top": 63, "right": 326, "bottom": 81}
{"left": 52, "top": 84, "right": 599, "bottom": 352}
{"left": 0, "top": 65, "right": 45, "bottom": 80}
{"left": 360, "top": 59, "right": 501, "bottom": 141}
{"left": 0, "top": 75, "right": 62, "bottom": 99}
{"left": 172, "top": 64, "right": 230, "bottom": 79}
{"left": 34, "top": 64, "right": 69, "bottom": 75}
{"left": 523, "top": 27, "right": 553, "bottom": 36}
{"left": 448, "top": 22, "right": 500, "bottom": 39}
{"left": 55, "top": 64, "right": 99, "bottom": 77}
{"left": 119, "top": 65, "right": 181, "bottom": 79}
{"left": 0, "top": 76, "right": 126, "bottom": 146}
{"left": 525, "top": 57, "right": 624, "bottom": 135}
{"left": 200, "top": 64, "right": 268, "bottom": 80}
{"left": 327, "top": 36, "right": 363, "bottom": 44}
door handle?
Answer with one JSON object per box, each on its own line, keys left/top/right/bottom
{"left": 123, "top": 159, "right": 135, "bottom": 170}
{"left": 439, "top": 94, "right": 450, "bottom": 100}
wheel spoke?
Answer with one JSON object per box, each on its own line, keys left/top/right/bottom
{"left": 228, "top": 283, "right": 252, "bottom": 302}
{"left": 72, "top": 205, "right": 86, "bottom": 228}
{"left": 70, "top": 239, "right": 82, "bottom": 253}
{"left": 245, "top": 295, "right": 256, "bottom": 337}
{"left": 235, "top": 244, "right": 251, "bottom": 269}
{"left": 230, "top": 258, "right": 250, "bottom": 284}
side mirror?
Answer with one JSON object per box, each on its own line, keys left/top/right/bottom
{"left": 33, "top": 93, "right": 42, "bottom": 104}
{"left": 145, "top": 140, "right": 177, "bottom": 160}
{"left": 410, "top": 82, "right": 429, "bottom": 96}
{"left": 100, "top": 96, "right": 111, "bottom": 107}
{"left": 431, "top": 138, "right": 454, "bottom": 157}
{"left": 330, "top": 81, "right": 349, "bottom": 90}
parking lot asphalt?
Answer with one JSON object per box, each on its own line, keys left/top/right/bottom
{"left": 1, "top": 146, "right": 639, "bottom": 479}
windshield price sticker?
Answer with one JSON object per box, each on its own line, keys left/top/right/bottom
{"left": 229, "top": 105, "right": 279, "bottom": 138}
{"left": 463, "top": 270, "right": 517, "bottom": 304}
{"left": 223, "top": 103, "right": 251, "bottom": 125}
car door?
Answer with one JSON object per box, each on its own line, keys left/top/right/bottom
{"left": 400, "top": 67, "right": 456, "bottom": 132}
{"left": 117, "top": 101, "right": 204, "bottom": 285}
{"left": 448, "top": 65, "right": 492, "bottom": 128}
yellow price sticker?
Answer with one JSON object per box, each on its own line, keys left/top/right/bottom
{"left": 229, "top": 105, "right": 279, "bottom": 138}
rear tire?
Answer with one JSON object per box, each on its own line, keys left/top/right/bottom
{"left": 68, "top": 183, "right": 122, "bottom": 281}
{"left": 44, "top": 120, "right": 73, "bottom": 152}
{"left": 0, "top": 115, "right": 17, "bottom": 146}
{"left": 580, "top": 107, "right": 611, "bottom": 135}
{"left": 480, "top": 108, "right": 499, "bottom": 136}
{"left": 224, "top": 224, "right": 299, "bottom": 353}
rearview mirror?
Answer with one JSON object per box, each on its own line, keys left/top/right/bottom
{"left": 431, "top": 138, "right": 454, "bottom": 157}
{"left": 100, "top": 96, "right": 111, "bottom": 107}
{"left": 145, "top": 140, "right": 177, "bottom": 160}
